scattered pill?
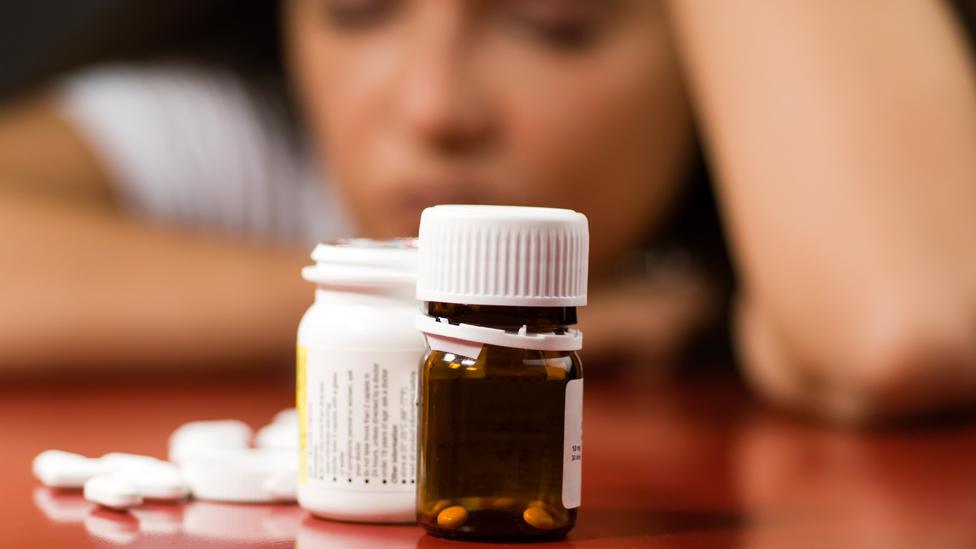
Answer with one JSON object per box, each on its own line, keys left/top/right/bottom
{"left": 34, "top": 449, "right": 190, "bottom": 503}
{"left": 111, "top": 463, "right": 189, "bottom": 501}
{"left": 84, "top": 474, "right": 143, "bottom": 510}
{"left": 182, "top": 448, "right": 295, "bottom": 503}
{"left": 262, "top": 469, "right": 297, "bottom": 501}
{"left": 101, "top": 452, "right": 170, "bottom": 469}
{"left": 34, "top": 412, "right": 300, "bottom": 510}
{"left": 437, "top": 505, "right": 468, "bottom": 529}
{"left": 95, "top": 452, "right": 188, "bottom": 500}
{"left": 33, "top": 450, "right": 109, "bottom": 489}
{"left": 254, "top": 420, "right": 297, "bottom": 449}
{"left": 272, "top": 408, "right": 297, "bottom": 425}
{"left": 168, "top": 420, "right": 252, "bottom": 464}
{"left": 100, "top": 453, "right": 189, "bottom": 500}
{"left": 523, "top": 506, "right": 555, "bottom": 530}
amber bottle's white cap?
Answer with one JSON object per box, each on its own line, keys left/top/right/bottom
{"left": 416, "top": 205, "right": 589, "bottom": 307}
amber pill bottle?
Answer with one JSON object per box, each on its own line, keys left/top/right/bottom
{"left": 414, "top": 205, "right": 589, "bottom": 542}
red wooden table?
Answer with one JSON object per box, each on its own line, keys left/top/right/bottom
{"left": 2, "top": 370, "right": 975, "bottom": 548}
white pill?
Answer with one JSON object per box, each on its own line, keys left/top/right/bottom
{"left": 182, "top": 448, "right": 296, "bottom": 503}
{"left": 33, "top": 450, "right": 108, "bottom": 489}
{"left": 254, "top": 420, "right": 298, "bottom": 449}
{"left": 84, "top": 474, "right": 143, "bottom": 510}
{"left": 272, "top": 408, "right": 298, "bottom": 425}
{"left": 168, "top": 420, "right": 252, "bottom": 464}
{"left": 262, "top": 469, "right": 297, "bottom": 501}
{"left": 97, "top": 452, "right": 190, "bottom": 501}
{"left": 101, "top": 452, "right": 169, "bottom": 469}
{"left": 114, "top": 464, "right": 189, "bottom": 501}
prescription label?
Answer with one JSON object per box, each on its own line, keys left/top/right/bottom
{"left": 562, "top": 379, "right": 583, "bottom": 509}
{"left": 302, "top": 346, "right": 419, "bottom": 492}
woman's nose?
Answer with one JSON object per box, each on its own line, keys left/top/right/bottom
{"left": 394, "top": 9, "right": 495, "bottom": 153}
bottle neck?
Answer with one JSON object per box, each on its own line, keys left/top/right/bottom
{"left": 315, "top": 283, "right": 417, "bottom": 307}
{"left": 424, "top": 302, "right": 577, "bottom": 333}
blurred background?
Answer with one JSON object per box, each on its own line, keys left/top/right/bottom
{"left": 2, "top": 0, "right": 976, "bottom": 421}
{"left": 0, "top": 1, "right": 279, "bottom": 101}
{"left": 0, "top": 1, "right": 109, "bottom": 99}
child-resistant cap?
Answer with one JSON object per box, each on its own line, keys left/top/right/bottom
{"left": 416, "top": 205, "right": 589, "bottom": 307}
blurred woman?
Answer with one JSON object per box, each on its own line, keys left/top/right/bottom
{"left": 2, "top": 0, "right": 976, "bottom": 422}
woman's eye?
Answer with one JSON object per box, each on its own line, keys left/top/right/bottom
{"left": 506, "top": 1, "right": 612, "bottom": 52}
{"left": 321, "top": 0, "right": 400, "bottom": 29}
{"left": 527, "top": 20, "right": 599, "bottom": 50}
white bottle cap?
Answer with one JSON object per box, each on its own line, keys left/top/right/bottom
{"left": 416, "top": 205, "right": 589, "bottom": 307}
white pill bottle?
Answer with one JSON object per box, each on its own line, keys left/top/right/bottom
{"left": 296, "top": 239, "right": 425, "bottom": 523}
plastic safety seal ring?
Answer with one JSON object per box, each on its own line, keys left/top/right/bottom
{"left": 415, "top": 313, "right": 583, "bottom": 352}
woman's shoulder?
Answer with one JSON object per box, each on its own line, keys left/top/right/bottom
{"left": 56, "top": 62, "right": 292, "bottom": 150}
{"left": 53, "top": 61, "right": 341, "bottom": 243}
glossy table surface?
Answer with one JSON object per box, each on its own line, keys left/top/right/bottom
{"left": 2, "top": 369, "right": 975, "bottom": 548}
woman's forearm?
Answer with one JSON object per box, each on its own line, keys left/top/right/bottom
{"left": 668, "top": 1, "right": 976, "bottom": 419}
{"left": 0, "top": 188, "right": 311, "bottom": 374}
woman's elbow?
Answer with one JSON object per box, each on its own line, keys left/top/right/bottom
{"left": 741, "top": 297, "right": 976, "bottom": 424}
{"left": 833, "top": 306, "right": 976, "bottom": 422}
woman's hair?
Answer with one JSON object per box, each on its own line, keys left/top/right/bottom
{"left": 11, "top": 0, "right": 976, "bottom": 101}
{"left": 956, "top": 0, "right": 976, "bottom": 38}
{"left": 3, "top": 0, "right": 282, "bottom": 101}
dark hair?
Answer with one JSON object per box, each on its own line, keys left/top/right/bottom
{"left": 955, "top": 0, "right": 976, "bottom": 39}
{"left": 7, "top": 0, "right": 975, "bottom": 100}
{"left": 1, "top": 0, "right": 282, "bottom": 101}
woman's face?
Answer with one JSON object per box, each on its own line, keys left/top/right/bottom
{"left": 285, "top": 0, "right": 693, "bottom": 271}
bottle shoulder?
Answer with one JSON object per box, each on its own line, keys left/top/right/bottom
{"left": 298, "top": 300, "right": 424, "bottom": 349}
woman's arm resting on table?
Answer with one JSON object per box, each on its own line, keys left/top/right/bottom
{"left": 0, "top": 98, "right": 310, "bottom": 374}
{"left": 668, "top": 1, "right": 976, "bottom": 421}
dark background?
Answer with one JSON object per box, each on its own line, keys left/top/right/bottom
{"left": 0, "top": 0, "right": 280, "bottom": 102}
{"left": 0, "top": 0, "right": 120, "bottom": 98}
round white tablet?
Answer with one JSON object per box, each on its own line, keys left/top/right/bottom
{"left": 182, "top": 448, "right": 296, "bottom": 503}
{"left": 84, "top": 474, "right": 143, "bottom": 510}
